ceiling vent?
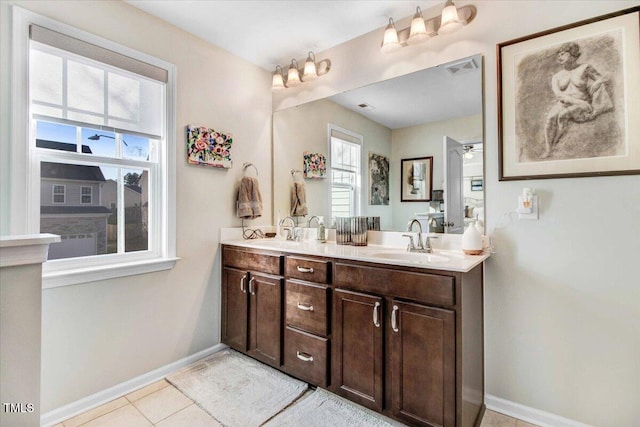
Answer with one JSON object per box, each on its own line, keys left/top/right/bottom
{"left": 444, "top": 58, "right": 478, "bottom": 75}
{"left": 357, "top": 103, "right": 375, "bottom": 110}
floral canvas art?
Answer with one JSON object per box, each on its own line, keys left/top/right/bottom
{"left": 303, "top": 152, "right": 326, "bottom": 179}
{"left": 187, "top": 125, "right": 233, "bottom": 168}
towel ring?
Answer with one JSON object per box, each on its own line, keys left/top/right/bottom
{"left": 291, "top": 169, "right": 303, "bottom": 182}
{"left": 243, "top": 162, "right": 258, "bottom": 176}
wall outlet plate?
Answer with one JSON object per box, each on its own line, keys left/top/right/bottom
{"left": 518, "top": 195, "right": 538, "bottom": 220}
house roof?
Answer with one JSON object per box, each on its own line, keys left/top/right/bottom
{"left": 37, "top": 140, "right": 106, "bottom": 182}
{"left": 41, "top": 206, "right": 112, "bottom": 215}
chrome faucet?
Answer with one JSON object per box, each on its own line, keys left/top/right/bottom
{"left": 402, "top": 219, "right": 432, "bottom": 253}
{"left": 280, "top": 216, "right": 297, "bottom": 241}
{"left": 307, "top": 215, "right": 319, "bottom": 228}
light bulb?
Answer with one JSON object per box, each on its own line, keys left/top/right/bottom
{"left": 381, "top": 18, "right": 401, "bottom": 53}
{"left": 438, "top": 0, "right": 463, "bottom": 34}
{"left": 407, "top": 7, "right": 429, "bottom": 45}
{"left": 271, "top": 66, "right": 285, "bottom": 90}
{"left": 287, "top": 59, "right": 301, "bottom": 86}
{"left": 302, "top": 52, "right": 318, "bottom": 81}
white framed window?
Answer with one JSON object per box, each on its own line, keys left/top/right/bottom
{"left": 52, "top": 184, "right": 65, "bottom": 203}
{"left": 10, "top": 7, "right": 178, "bottom": 288}
{"left": 328, "top": 125, "right": 362, "bottom": 219}
{"left": 80, "top": 186, "right": 92, "bottom": 204}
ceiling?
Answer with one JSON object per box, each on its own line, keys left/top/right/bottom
{"left": 125, "top": 1, "right": 446, "bottom": 70}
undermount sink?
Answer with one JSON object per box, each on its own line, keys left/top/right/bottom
{"left": 368, "top": 251, "right": 453, "bottom": 264}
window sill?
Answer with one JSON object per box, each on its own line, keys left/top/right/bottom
{"left": 42, "top": 257, "right": 180, "bottom": 289}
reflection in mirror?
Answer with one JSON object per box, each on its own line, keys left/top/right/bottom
{"left": 273, "top": 54, "right": 483, "bottom": 233}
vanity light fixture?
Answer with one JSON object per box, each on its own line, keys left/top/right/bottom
{"left": 271, "top": 51, "right": 331, "bottom": 90}
{"left": 381, "top": 1, "right": 476, "bottom": 52}
{"left": 287, "top": 59, "right": 302, "bottom": 87}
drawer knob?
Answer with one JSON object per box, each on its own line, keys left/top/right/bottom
{"left": 296, "top": 351, "right": 314, "bottom": 362}
{"left": 296, "top": 266, "right": 314, "bottom": 273}
{"left": 297, "top": 302, "right": 314, "bottom": 312}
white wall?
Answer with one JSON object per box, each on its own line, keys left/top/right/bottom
{"left": 274, "top": 2, "right": 640, "bottom": 426}
{"left": 390, "top": 114, "right": 482, "bottom": 231}
{"left": 0, "top": 0, "right": 272, "bottom": 412}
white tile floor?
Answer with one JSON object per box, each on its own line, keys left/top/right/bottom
{"left": 56, "top": 379, "right": 538, "bottom": 427}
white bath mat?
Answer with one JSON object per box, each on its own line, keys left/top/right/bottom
{"left": 262, "top": 387, "right": 406, "bottom": 427}
{"left": 167, "top": 349, "right": 308, "bottom": 427}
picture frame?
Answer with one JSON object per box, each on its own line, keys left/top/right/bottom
{"left": 187, "top": 125, "right": 233, "bottom": 168}
{"left": 303, "top": 152, "right": 327, "bottom": 179}
{"left": 471, "top": 178, "right": 483, "bottom": 191}
{"left": 368, "top": 152, "right": 389, "bottom": 205}
{"left": 401, "top": 156, "right": 433, "bottom": 202}
{"left": 498, "top": 7, "right": 640, "bottom": 180}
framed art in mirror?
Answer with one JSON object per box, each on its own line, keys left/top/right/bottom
{"left": 369, "top": 153, "right": 389, "bottom": 206}
{"left": 401, "top": 156, "right": 433, "bottom": 202}
{"left": 498, "top": 6, "right": 640, "bottom": 180}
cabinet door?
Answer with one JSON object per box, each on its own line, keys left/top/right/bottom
{"left": 221, "top": 267, "right": 248, "bottom": 351}
{"left": 332, "top": 289, "right": 384, "bottom": 411}
{"left": 248, "top": 273, "right": 283, "bottom": 367}
{"left": 390, "top": 300, "right": 455, "bottom": 427}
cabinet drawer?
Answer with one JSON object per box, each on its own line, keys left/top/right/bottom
{"left": 285, "top": 256, "right": 330, "bottom": 284}
{"left": 285, "top": 280, "right": 329, "bottom": 337}
{"left": 223, "top": 246, "right": 282, "bottom": 276}
{"left": 334, "top": 262, "right": 455, "bottom": 307}
{"left": 284, "top": 326, "right": 329, "bottom": 387}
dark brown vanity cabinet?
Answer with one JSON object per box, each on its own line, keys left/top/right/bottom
{"left": 221, "top": 244, "right": 485, "bottom": 427}
{"left": 221, "top": 247, "right": 283, "bottom": 368}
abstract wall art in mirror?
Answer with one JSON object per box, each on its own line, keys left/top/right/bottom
{"left": 369, "top": 153, "right": 389, "bottom": 205}
{"left": 187, "top": 125, "right": 233, "bottom": 168}
{"left": 498, "top": 6, "right": 640, "bottom": 180}
{"left": 401, "top": 156, "right": 433, "bottom": 202}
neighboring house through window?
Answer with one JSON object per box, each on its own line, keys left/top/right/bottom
{"left": 10, "top": 7, "right": 177, "bottom": 287}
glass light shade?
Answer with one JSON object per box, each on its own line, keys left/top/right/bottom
{"left": 380, "top": 19, "right": 401, "bottom": 53}
{"left": 407, "top": 8, "right": 429, "bottom": 45}
{"left": 303, "top": 57, "right": 318, "bottom": 81}
{"left": 438, "top": 0, "right": 463, "bottom": 34}
{"left": 272, "top": 71, "right": 285, "bottom": 90}
{"left": 287, "top": 61, "right": 301, "bottom": 87}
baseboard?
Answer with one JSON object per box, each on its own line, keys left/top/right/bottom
{"left": 41, "top": 343, "right": 227, "bottom": 427}
{"left": 485, "top": 394, "right": 593, "bottom": 427}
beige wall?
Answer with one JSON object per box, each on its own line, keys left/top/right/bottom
{"left": 274, "top": 1, "right": 640, "bottom": 426}
{"left": 273, "top": 98, "right": 393, "bottom": 229}
{"left": 1, "top": 0, "right": 272, "bottom": 412}
{"left": 390, "top": 114, "right": 482, "bottom": 230}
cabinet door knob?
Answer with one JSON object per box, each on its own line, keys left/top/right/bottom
{"left": 248, "top": 277, "right": 256, "bottom": 295}
{"left": 391, "top": 305, "right": 399, "bottom": 332}
{"left": 373, "top": 301, "right": 381, "bottom": 328}
{"left": 296, "top": 351, "right": 314, "bottom": 362}
{"left": 296, "top": 302, "right": 314, "bottom": 311}
{"left": 296, "top": 266, "right": 314, "bottom": 273}
{"left": 240, "top": 275, "right": 247, "bottom": 293}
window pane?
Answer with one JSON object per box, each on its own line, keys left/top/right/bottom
{"left": 101, "top": 171, "right": 119, "bottom": 255}
{"left": 122, "top": 134, "right": 150, "bottom": 161}
{"left": 67, "top": 60, "right": 104, "bottom": 115}
{"left": 81, "top": 128, "right": 116, "bottom": 157}
{"left": 41, "top": 162, "right": 113, "bottom": 260}
{"left": 123, "top": 169, "right": 148, "bottom": 253}
{"left": 36, "top": 121, "right": 78, "bottom": 152}
{"left": 30, "top": 48, "right": 63, "bottom": 106}
{"left": 108, "top": 72, "right": 140, "bottom": 121}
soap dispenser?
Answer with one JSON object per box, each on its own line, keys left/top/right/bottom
{"left": 316, "top": 216, "right": 327, "bottom": 243}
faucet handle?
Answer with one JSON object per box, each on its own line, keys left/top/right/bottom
{"left": 402, "top": 234, "right": 416, "bottom": 251}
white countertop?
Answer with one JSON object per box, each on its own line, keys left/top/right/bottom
{"left": 221, "top": 236, "right": 489, "bottom": 273}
